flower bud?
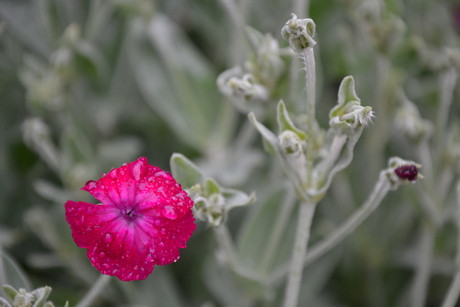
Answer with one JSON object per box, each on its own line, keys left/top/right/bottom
{"left": 281, "top": 14, "right": 316, "bottom": 52}
{"left": 278, "top": 130, "right": 305, "bottom": 155}
{"left": 329, "top": 76, "right": 374, "bottom": 133}
{"left": 227, "top": 74, "right": 270, "bottom": 102}
{"left": 384, "top": 157, "right": 423, "bottom": 189}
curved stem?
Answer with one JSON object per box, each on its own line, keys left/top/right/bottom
{"left": 75, "top": 274, "right": 111, "bottom": 307}
{"left": 259, "top": 186, "right": 297, "bottom": 275}
{"left": 410, "top": 224, "right": 435, "bottom": 307}
{"left": 440, "top": 182, "right": 460, "bottom": 307}
{"left": 271, "top": 172, "right": 392, "bottom": 284}
{"left": 282, "top": 201, "right": 316, "bottom": 307}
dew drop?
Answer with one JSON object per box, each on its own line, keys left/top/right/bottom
{"left": 131, "top": 159, "right": 144, "bottom": 181}
{"left": 161, "top": 257, "right": 165, "bottom": 263}
{"left": 161, "top": 205, "right": 178, "bottom": 220}
{"left": 99, "top": 252, "right": 105, "bottom": 257}
{"left": 161, "top": 228, "right": 166, "bottom": 235}
{"left": 104, "top": 233, "right": 113, "bottom": 243}
{"left": 159, "top": 241, "right": 165, "bottom": 247}
{"left": 127, "top": 272, "right": 133, "bottom": 279}
{"left": 134, "top": 265, "right": 139, "bottom": 270}
{"left": 146, "top": 254, "right": 154, "bottom": 262}
{"left": 80, "top": 215, "right": 85, "bottom": 223}
{"left": 109, "top": 169, "right": 118, "bottom": 179}
{"left": 155, "top": 171, "right": 173, "bottom": 181}
{"left": 103, "top": 263, "right": 110, "bottom": 268}
{"left": 94, "top": 191, "right": 103, "bottom": 199}
{"left": 138, "top": 181, "right": 147, "bottom": 190}
{"left": 154, "top": 219, "right": 161, "bottom": 226}
{"left": 85, "top": 180, "right": 97, "bottom": 190}
{"left": 112, "top": 269, "right": 118, "bottom": 274}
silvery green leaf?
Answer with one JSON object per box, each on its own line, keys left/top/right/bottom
{"left": 248, "top": 112, "right": 279, "bottom": 155}
{"left": 2, "top": 285, "right": 17, "bottom": 301}
{"left": 222, "top": 189, "right": 256, "bottom": 211}
{"left": 277, "top": 100, "right": 307, "bottom": 140}
{"left": 204, "top": 178, "right": 221, "bottom": 197}
{"left": 31, "top": 286, "right": 51, "bottom": 307}
{"left": 170, "top": 153, "right": 204, "bottom": 190}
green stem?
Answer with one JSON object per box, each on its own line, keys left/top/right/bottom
{"left": 410, "top": 224, "right": 435, "bottom": 307}
{"left": 282, "top": 201, "right": 316, "bottom": 307}
{"left": 442, "top": 273, "right": 460, "bottom": 307}
{"left": 271, "top": 172, "right": 392, "bottom": 284}
{"left": 292, "top": 0, "right": 310, "bottom": 18}
{"left": 441, "top": 182, "right": 460, "bottom": 307}
{"left": 75, "top": 274, "right": 111, "bottom": 307}
{"left": 435, "top": 68, "right": 457, "bottom": 162}
{"left": 213, "top": 224, "right": 237, "bottom": 265}
{"left": 303, "top": 47, "right": 316, "bottom": 188}
{"left": 259, "top": 186, "right": 297, "bottom": 275}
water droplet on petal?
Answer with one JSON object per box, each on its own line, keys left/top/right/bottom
{"left": 85, "top": 180, "right": 97, "bottom": 190}
{"left": 154, "top": 219, "right": 161, "bottom": 226}
{"left": 127, "top": 273, "right": 133, "bottom": 280}
{"left": 146, "top": 254, "right": 154, "bottom": 262}
{"left": 112, "top": 269, "right": 118, "bottom": 274}
{"left": 161, "top": 257, "right": 165, "bottom": 263}
{"left": 109, "top": 168, "right": 118, "bottom": 179}
{"left": 159, "top": 241, "right": 165, "bottom": 247}
{"left": 162, "top": 205, "right": 178, "bottom": 220}
{"left": 161, "top": 228, "right": 166, "bottom": 235}
{"left": 104, "top": 233, "right": 113, "bottom": 243}
{"left": 134, "top": 265, "right": 139, "bottom": 270}
{"left": 138, "top": 181, "right": 147, "bottom": 190}
{"left": 99, "top": 252, "right": 105, "bottom": 257}
{"left": 131, "top": 159, "right": 145, "bottom": 181}
{"left": 155, "top": 171, "right": 173, "bottom": 180}
{"left": 103, "top": 263, "right": 110, "bottom": 268}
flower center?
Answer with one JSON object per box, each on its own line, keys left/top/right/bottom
{"left": 121, "top": 207, "right": 138, "bottom": 221}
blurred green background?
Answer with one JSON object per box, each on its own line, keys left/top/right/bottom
{"left": 1, "top": 0, "right": 459, "bottom": 306}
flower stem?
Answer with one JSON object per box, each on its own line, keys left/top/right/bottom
{"left": 292, "top": 0, "right": 310, "bottom": 18}
{"left": 75, "top": 274, "right": 111, "bottom": 307}
{"left": 282, "top": 201, "right": 316, "bottom": 307}
{"left": 271, "top": 172, "right": 392, "bottom": 284}
{"left": 259, "top": 186, "right": 296, "bottom": 275}
{"left": 303, "top": 47, "right": 316, "bottom": 188}
{"left": 213, "top": 224, "right": 237, "bottom": 265}
{"left": 410, "top": 224, "right": 435, "bottom": 307}
{"left": 440, "top": 182, "right": 460, "bottom": 307}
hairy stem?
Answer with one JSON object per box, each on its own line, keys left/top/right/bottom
{"left": 272, "top": 172, "right": 392, "bottom": 284}
{"left": 303, "top": 47, "right": 316, "bottom": 188}
{"left": 283, "top": 201, "right": 316, "bottom": 307}
{"left": 441, "top": 182, "right": 460, "bottom": 307}
{"left": 292, "top": 0, "right": 310, "bottom": 18}
{"left": 410, "top": 224, "right": 435, "bottom": 307}
{"left": 259, "top": 186, "right": 296, "bottom": 275}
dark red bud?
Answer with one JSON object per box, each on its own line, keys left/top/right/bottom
{"left": 394, "top": 165, "right": 418, "bottom": 181}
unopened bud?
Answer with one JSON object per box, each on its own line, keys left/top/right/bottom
{"left": 281, "top": 14, "right": 316, "bottom": 52}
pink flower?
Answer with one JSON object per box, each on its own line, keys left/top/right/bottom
{"left": 65, "top": 157, "right": 196, "bottom": 281}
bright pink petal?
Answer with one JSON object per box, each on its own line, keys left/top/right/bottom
{"left": 65, "top": 157, "right": 196, "bottom": 281}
